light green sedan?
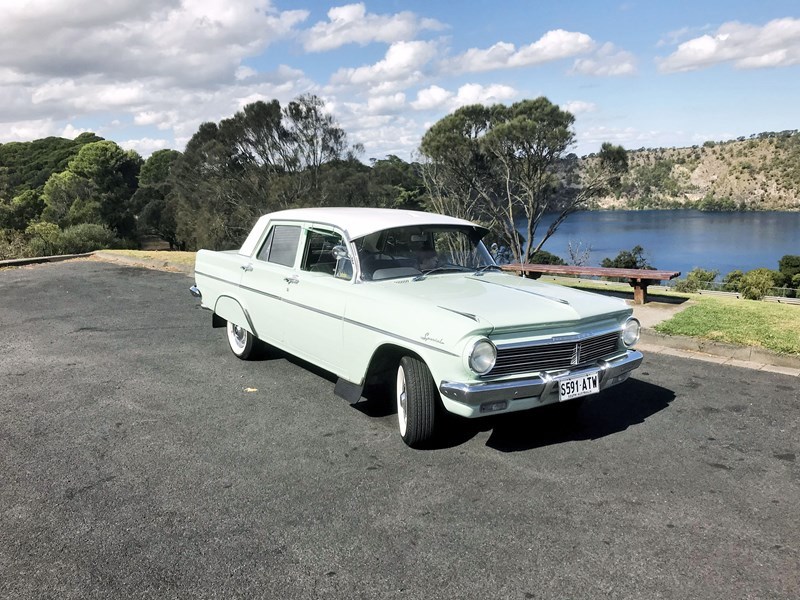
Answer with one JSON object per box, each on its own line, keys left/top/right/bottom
{"left": 191, "top": 207, "right": 642, "bottom": 447}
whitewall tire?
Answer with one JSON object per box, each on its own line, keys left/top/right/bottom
{"left": 226, "top": 321, "right": 256, "bottom": 360}
{"left": 396, "top": 356, "right": 437, "bottom": 448}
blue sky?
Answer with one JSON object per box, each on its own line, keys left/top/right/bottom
{"left": 1, "top": 0, "right": 798, "bottom": 159}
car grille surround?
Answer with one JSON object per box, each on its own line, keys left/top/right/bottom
{"left": 487, "top": 331, "right": 621, "bottom": 377}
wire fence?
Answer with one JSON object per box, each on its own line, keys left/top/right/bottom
{"left": 662, "top": 279, "right": 797, "bottom": 298}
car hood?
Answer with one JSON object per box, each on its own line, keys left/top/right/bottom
{"left": 379, "top": 272, "right": 631, "bottom": 332}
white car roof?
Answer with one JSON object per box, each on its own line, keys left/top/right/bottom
{"left": 241, "top": 207, "right": 484, "bottom": 255}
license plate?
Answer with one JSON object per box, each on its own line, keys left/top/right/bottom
{"left": 558, "top": 372, "right": 599, "bottom": 401}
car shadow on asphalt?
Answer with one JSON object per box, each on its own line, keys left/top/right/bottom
{"left": 252, "top": 349, "right": 675, "bottom": 453}
{"left": 479, "top": 378, "right": 675, "bottom": 452}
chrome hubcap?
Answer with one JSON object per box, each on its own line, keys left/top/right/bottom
{"left": 397, "top": 365, "right": 407, "bottom": 436}
{"left": 229, "top": 323, "right": 246, "bottom": 350}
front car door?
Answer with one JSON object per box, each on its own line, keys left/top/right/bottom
{"left": 279, "top": 225, "right": 353, "bottom": 374}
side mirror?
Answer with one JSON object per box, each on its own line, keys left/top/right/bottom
{"left": 332, "top": 245, "right": 353, "bottom": 280}
{"left": 331, "top": 245, "right": 350, "bottom": 260}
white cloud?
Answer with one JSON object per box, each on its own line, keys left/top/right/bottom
{"left": 235, "top": 66, "right": 258, "bottom": 80}
{"left": 657, "top": 25, "right": 713, "bottom": 48}
{"left": 365, "top": 93, "right": 407, "bottom": 113}
{"left": 134, "top": 110, "right": 179, "bottom": 130}
{"left": 562, "top": 100, "right": 597, "bottom": 115}
{"left": 301, "top": 3, "right": 445, "bottom": 52}
{"left": 0, "top": 0, "right": 318, "bottom": 148}
{"left": 61, "top": 124, "right": 90, "bottom": 139}
{"left": 330, "top": 40, "right": 438, "bottom": 90}
{"left": 571, "top": 43, "right": 637, "bottom": 76}
{"left": 450, "top": 29, "right": 596, "bottom": 73}
{"left": 411, "top": 83, "right": 517, "bottom": 112}
{"left": 411, "top": 85, "right": 452, "bottom": 110}
{"left": 0, "top": 119, "right": 61, "bottom": 142}
{"left": 0, "top": 0, "right": 309, "bottom": 84}
{"left": 453, "top": 83, "right": 517, "bottom": 106}
{"left": 658, "top": 17, "right": 800, "bottom": 72}
{"left": 119, "top": 137, "right": 171, "bottom": 157}
{"left": 0, "top": 67, "right": 31, "bottom": 85}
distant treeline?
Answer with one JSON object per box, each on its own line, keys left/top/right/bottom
{"left": 0, "top": 95, "right": 427, "bottom": 258}
{"left": 2, "top": 92, "right": 798, "bottom": 260}
{"left": 1, "top": 94, "right": 626, "bottom": 261}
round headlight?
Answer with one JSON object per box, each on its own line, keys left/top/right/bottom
{"left": 469, "top": 339, "right": 497, "bottom": 374}
{"left": 622, "top": 318, "right": 641, "bottom": 348}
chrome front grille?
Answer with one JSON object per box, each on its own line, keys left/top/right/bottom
{"left": 488, "top": 331, "right": 621, "bottom": 377}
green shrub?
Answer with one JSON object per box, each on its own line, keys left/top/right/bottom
{"left": 528, "top": 249, "right": 565, "bottom": 265}
{"left": 601, "top": 245, "right": 653, "bottom": 269}
{"left": 778, "top": 255, "right": 800, "bottom": 288}
{"left": 722, "top": 270, "right": 744, "bottom": 292}
{"left": 21, "top": 222, "right": 116, "bottom": 257}
{"left": 0, "top": 228, "right": 28, "bottom": 260}
{"left": 57, "top": 223, "right": 116, "bottom": 254}
{"left": 674, "top": 267, "right": 719, "bottom": 293}
{"left": 25, "top": 222, "right": 62, "bottom": 257}
{"left": 739, "top": 268, "right": 777, "bottom": 300}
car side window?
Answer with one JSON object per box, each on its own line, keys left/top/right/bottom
{"left": 256, "top": 225, "right": 301, "bottom": 267}
{"left": 301, "top": 229, "right": 350, "bottom": 278}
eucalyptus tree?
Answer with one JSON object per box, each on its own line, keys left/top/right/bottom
{"left": 134, "top": 149, "right": 182, "bottom": 248}
{"left": 41, "top": 170, "right": 98, "bottom": 227}
{"left": 171, "top": 95, "right": 356, "bottom": 250}
{"left": 420, "top": 97, "right": 627, "bottom": 263}
{"left": 419, "top": 104, "right": 498, "bottom": 224}
{"left": 60, "top": 140, "right": 142, "bottom": 238}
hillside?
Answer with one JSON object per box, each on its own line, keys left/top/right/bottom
{"left": 588, "top": 130, "right": 800, "bottom": 211}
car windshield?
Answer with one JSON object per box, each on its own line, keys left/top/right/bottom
{"left": 354, "top": 225, "right": 495, "bottom": 281}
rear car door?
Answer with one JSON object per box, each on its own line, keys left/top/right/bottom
{"left": 238, "top": 221, "right": 303, "bottom": 345}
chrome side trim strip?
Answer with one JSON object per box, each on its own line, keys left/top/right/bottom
{"left": 206, "top": 272, "right": 458, "bottom": 357}
{"left": 194, "top": 270, "right": 238, "bottom": 287}
{"left": 342, "top": 316, "right": 459, "bottom": 357}
{"left": 238, "top": 283, "right": 281, "bottom": 302}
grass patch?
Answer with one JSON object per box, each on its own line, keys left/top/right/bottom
{"left": 548, "top": 276, "right": 800, "bottom": 355}
{"left": 654, "top": 296, "right": 800, "bottom": 355}
{"left": 102, "top": 249, "right": 196, "bottom": 268}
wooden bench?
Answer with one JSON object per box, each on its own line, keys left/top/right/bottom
{"left": 500, "top": 264, "right": 681, "bottom": 304}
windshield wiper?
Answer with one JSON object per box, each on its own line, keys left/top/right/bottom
{"left": 412, "top": 265, "right": 471, "bottom": 281}
{"left": 473, "top": 264, "right": 504, "bottom": 276}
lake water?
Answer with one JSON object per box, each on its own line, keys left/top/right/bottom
{"left": 524, "top": 210, "right": 800, "bottom": 278}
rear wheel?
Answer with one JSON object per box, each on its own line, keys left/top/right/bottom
{"left": 396, "top": 356, "right": 437, "bottom": 448}
{"left": 226, "top": 321, "right": 256, "bottom": 359}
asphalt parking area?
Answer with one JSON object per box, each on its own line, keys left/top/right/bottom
{"left": 1, "top": 260, "right": 798, "bottom": 599}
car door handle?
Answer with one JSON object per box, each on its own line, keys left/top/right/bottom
{"left": 240, "top": 264, "right": 253, "bottom": 272}
{"left": 284, "top": 275, "right": 299, "bottom": 284}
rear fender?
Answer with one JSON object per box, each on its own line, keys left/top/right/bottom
{"left": 213, "top": 296, "right": 256, "bottom": 335}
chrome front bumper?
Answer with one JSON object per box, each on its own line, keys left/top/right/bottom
{"left": 439, "top": 350, "right": 643, "bottom": 407}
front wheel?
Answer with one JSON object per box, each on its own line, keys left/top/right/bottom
{"left": 226, "top": 321, "right": 256, "bottom": 359}
{"left": 396, "top": 356, "right": 437, "bottom": 448}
